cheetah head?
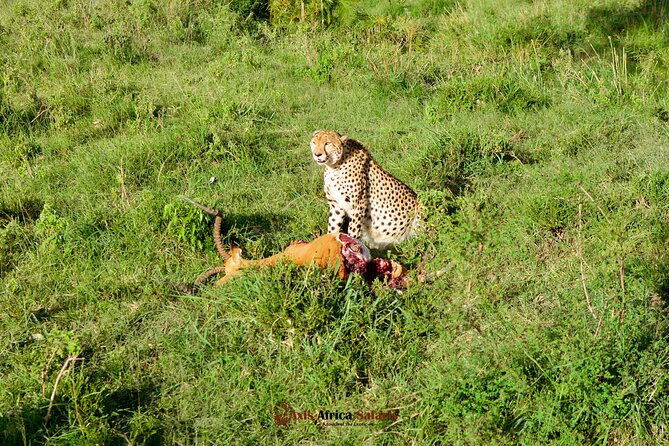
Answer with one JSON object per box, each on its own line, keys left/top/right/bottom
{"left": 310, "top": 130, "right": 347, "bottom": 168}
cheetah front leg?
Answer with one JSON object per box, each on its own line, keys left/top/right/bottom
{"left": 327, "top": 201, "right": 346, "bottom": 234}
{"left": 346, "top": 206, "right": 365, "bottom": 239}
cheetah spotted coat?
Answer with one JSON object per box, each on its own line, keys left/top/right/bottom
{"left": 311, "top": 130, "right": 420, "bottom": 250}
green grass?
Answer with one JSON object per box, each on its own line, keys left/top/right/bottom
{"left": 2, "top": 0, "right": 669, "bottom": 443}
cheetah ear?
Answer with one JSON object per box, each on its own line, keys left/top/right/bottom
{"left": 340, "top": 135, "right": 349, "bottom": 142}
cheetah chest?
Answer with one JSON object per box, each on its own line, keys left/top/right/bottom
{"left": 324, "top": 171, "right": 359, "bottom": 212}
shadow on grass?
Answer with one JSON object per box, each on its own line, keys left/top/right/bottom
{"left": 214, "top": 211, "right": 293, "bottom": 255}
{"left": 500, "top": 0, "right": 667, "bottom": 64}
{"left": 0, "top": 406, "right": 46, "bottom": 445}
{"left": 0, "top": 382, "right": 168, "bottom": 445}
{"left": 218, "top": 212, "right": 291, "bottom": 234}
{"left": 413, "top": 131, "right": 538, "bottom": 197}
{"left": 102, "top": 383, "right": 159, "bottom": 416}
{"left": 101, "top": 384, "right": 166, "bottom": 445}
{"left": 0, "top": 94, "right": 55, "bottom": 135}
{"left": 587, "top": 0, "right": 668, "bottom": 36}
{"left": 0, "top": 198, "right": 44, "bottom": 226}
{"left": 0, "top": 198, "right": 44, "bottom": 278}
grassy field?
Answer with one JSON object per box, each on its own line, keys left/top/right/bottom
{"left": 1, "top": 0, "right": 669, "bottom": 443}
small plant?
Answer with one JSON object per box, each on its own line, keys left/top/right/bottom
{"left": 296, "top": 50, "right": 333, "bottom": 84}
{"left": 34, "top": 203, "right": 69, "bottom": 249}
{"left": 162, "top": 199, "right": 212, "bottom": 253}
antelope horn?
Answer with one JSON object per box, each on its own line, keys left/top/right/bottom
{"left": 194, "top": 265, "right": 227, "bottom": 285}
{"left": 162, "top": 264, "right": 228, "bottom": 295}
{"left": 178, "top": 196, "right": 230, "bottom": 260}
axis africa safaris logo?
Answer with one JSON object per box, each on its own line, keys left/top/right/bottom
{"left": 272, "top": 402, "right": 399, "bottom": 427}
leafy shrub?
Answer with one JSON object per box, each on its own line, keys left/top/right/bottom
{"left": 295, "top": 50, "right": 333, "bottom": 84}
{"left": 162, "top": 199, "right": 212, "bottom": 253}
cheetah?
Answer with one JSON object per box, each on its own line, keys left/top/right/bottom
{"left": 311, "top": 130, "right": 420, "bottom": 250}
